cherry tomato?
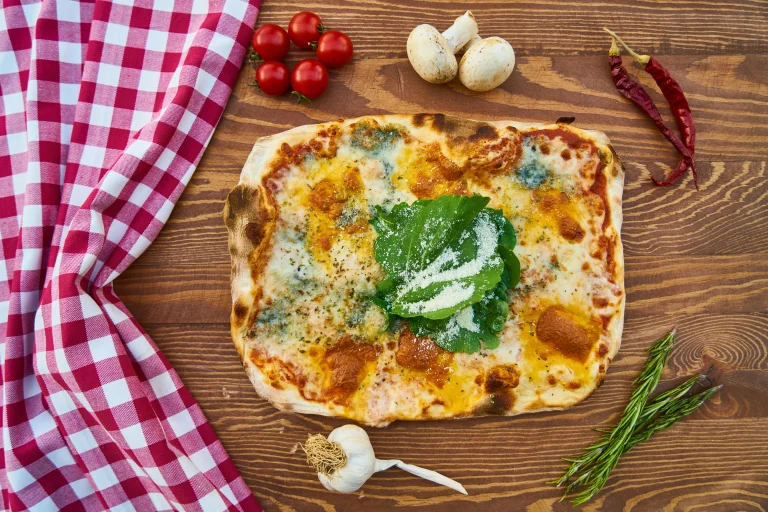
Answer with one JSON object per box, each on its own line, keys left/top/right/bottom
{"left": 316, "top": 30, "right": 353, "bottom": 68}
{"left": 255, "top": 61, "right": 290, "bottom": 96}
{"left": 290, "top": 59, "right": 328, "bottom": 102}
{"left": 288, "top": 11, "right": 324, "bottom": 50}
{"left": 251, "top": 24, "right": 290, "bottom": 61}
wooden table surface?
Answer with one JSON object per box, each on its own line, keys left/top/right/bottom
{"left": 114, "top": 1, "right": 768, "bottom": 510}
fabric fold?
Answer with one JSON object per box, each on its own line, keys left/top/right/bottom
{"left": 0, "top": 1, "right": 262, "bottom": 510}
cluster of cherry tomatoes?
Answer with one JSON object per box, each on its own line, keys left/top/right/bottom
{"left": 250, "top": 12, "right": 354, "bottom": 103}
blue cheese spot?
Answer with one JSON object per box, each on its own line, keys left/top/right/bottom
{"left": 515, "top": 138, "right": 550, "bottom": 189}
{"left": 351, "top": 123, "right": 402, "bottom": 155}
{"left": 517, "top": 160, "right": 549, "bottom": 188}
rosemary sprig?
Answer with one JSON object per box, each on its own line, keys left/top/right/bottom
{"left": 569, "top": 384, "right": 720, "bottom": 505}
{"left": 552, "top": 330, "right": 676, "bottom": 488}
{"left": 631, "top": 375, "right": 703, "bottom": 434}
{"left": 551, "top": 330, "right": 721, "bottom": 506}
{"left": 556, "top": 373, "right": 701, "bottom": 495}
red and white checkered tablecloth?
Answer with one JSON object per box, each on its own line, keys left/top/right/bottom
{"left": 0, "top": 1, "right": 263, "bottom": 510}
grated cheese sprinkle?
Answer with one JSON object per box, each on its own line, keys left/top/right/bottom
{"left": 435, "top": 306, "right": 478, "bottom": 344}
{"left": 454, "top": 306, "right": 479, "bottom": 333}
{"left": 399, "top": 212, "right": 499, "bottom": 304}
{"left": 404, "top": 282, "right": 475, "bottom": 315}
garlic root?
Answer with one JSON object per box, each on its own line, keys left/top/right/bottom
{"left": 376, "top": 459, "right": 468, "bottom": 495}
{"left": 301, "top": 434, "right": 347, "bottom": 476}
{"left": 303, "top": 424, "right": 467, "bottom": 495}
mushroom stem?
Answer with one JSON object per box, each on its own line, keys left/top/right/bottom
{"left": 406, "top": 11, "right": 479, "bottom": 84}
{"left": 442, "top": 11, "right": 478, "bottom": 53}
{"left": 459, "top": 34, "right": 482, "bottom": 54}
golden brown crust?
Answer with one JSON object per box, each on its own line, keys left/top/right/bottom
{"left": 485, "top": 365, "right": 521, "bottom": 393}
{"left": 225, "top": 114, "right": 625, "bottom": 427}
{"left": 223, "top": 181, "right": 277, "bottom": 359}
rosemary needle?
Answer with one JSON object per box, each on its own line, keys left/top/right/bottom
{"left": 567, "top": 382, "right": 719, "bottom": 504}
{"left": 625, "top": 385, "right": 722, "bottom": 452}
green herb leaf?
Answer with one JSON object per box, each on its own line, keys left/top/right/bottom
{"left": 372, "top": 195, "right": 509, "bottom": 320}
{"left": 370, "top": 194, "right": 488, "bottom": 280}
{"left": 370, "top": 194, "right": 520, "bottom": 353}
{"left": 410, "top": 282, "right": 509, "bottom": 353}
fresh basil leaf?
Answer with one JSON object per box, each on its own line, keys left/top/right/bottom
{"left": 370, "top": 194, "right": 521, "bottom": 354}
{"left": 372, "top": 197, "right": 507, "bottom": 320}
{"left": 499, "top": 246, "right": 521, "bottom": 288}
{"left": 374, "top": 276, "right": 395, "bottom": 295}
{"left": 485, "top": 207, "right": 520, "bottom": 286}
{"left": 410, "top": 313, "right": 483, "bottom": 354}
{"left": 485, "top": 207, "right": 517, "bottom": 248}
{"left": 409, "top": 285, "right": 509, "bottom": 353}
{"left": 370, "top": 194, "right": 488, "bottom": 279}
{"left": 383, "top": 221, "right": 504, "bottom": 319}
{"left": 479, "top": 331, "right": 501, "bottom": 350}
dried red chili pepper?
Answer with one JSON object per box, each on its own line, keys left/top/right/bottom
{"left": 605, "top": 29, "right": 698, "bottom": 189}
{"left": 607, "top": 40, "right": 693, "bottom": 173}
{"left": 654, "top": 134, "right": 697, "bottom": 188}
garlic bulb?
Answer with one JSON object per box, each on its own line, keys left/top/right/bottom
{"left": 301, "top": 424, "right": 467, "bottom": 495}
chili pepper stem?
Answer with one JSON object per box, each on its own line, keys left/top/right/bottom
{"left": 609, "top": 38, "right": 620, "bottom": 57}
{"left": 603, "top": 28, "right": 651, "bottom": 66}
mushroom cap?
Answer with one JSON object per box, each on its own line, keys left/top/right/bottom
{"left": 459, "top": 37, "right": 516, "bottom": 92}
{"left": 407, "top": 25, "right": 458, "bottom": 84}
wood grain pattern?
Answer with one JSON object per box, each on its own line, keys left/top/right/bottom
{"left": 113, "top": 1, "right": 768, "bottom": 509}
{"left": 134, "top": 316, "right": 768, "bottom": 511}
{"left": 253, "top": 0, "right": 768, "bottom": 56}
{"left": 220, "top": 54, "right": 768, "bottom": 161}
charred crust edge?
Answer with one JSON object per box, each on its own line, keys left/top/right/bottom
{"left": 224, "top": 181, "right": 278, "bottom": 342}
{"left": 475, "top": 391, "right": 517, "bottom": 415}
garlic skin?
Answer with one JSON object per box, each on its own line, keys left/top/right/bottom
{"left": 313, "top": 424, "right": 467, "bottom": 495}
{"left": 318, "top": 425, "right": 376, "bottom": 493}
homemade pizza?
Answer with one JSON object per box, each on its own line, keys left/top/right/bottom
{"left": 224, "top": 114, "right": 625, "bottom": 427}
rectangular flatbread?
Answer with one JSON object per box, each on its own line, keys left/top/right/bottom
{"left": 224, "top": 114, "right": 625, "bottom": 427}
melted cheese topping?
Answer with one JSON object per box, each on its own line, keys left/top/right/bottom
{"left": 237, "top": 118, "right": 623, "bottom": 426}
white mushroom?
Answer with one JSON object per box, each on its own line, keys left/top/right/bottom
{"left": 458, "top": 36, "right": 516, "bottom": 92}
{"left": 407, "top": 11, "right": 478, "bottom": 84}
